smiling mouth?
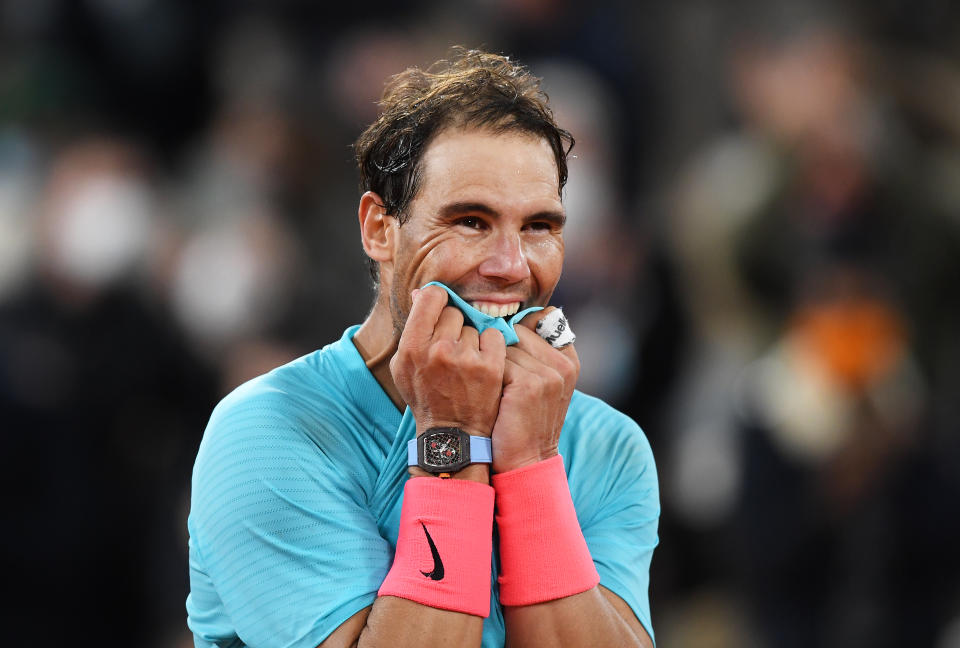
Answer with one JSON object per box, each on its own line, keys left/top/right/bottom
{"left": 469, "top": 301, "right": 522, "bottom": 318}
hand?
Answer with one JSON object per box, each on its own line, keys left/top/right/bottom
{"left": 390, "top": 284, "right": 507, "bottom": 438}
{"left": 490, "top": 307, "right": 580, "bottom": 472}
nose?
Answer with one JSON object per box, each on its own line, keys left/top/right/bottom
{"left": 477, "top": 231, "right": 531, "bottom": 283}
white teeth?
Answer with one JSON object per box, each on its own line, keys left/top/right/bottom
{"left": 470, "top": 301, "right": 521, "bottom": 317}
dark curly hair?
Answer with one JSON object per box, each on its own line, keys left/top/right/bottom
{"left": 354, "top": 47, "right": 575, "bottom": 283}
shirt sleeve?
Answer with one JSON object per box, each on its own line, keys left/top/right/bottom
{"left": 564, "top": 397, "right": 661, "bottom": 644}
{"left": 186, "top": 388, "right": 391, "bottom": 648}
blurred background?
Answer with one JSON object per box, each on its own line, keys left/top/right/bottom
{"left": 2, "top": 0, "right": 959, "bottom": 646}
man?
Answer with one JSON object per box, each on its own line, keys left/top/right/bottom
{"left": 187, "top": 48, "right": 659, "bottom": 648}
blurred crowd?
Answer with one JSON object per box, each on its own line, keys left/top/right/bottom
{"left": 2, "top": 1, "right": 959, "bottom": 646}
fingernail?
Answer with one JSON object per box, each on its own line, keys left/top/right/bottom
{"left": 411, "top": 288, "right": 421, "bottom": 302}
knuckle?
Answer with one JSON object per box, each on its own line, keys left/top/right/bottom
{"left": 390, "top": 347, "right": 410, "bottom": 369}
{"left": 428, "top": 340, "right": 456, "bottom": 363}
{"left": 515, "top": 381, "right": 538, "bottom": 399}
{"left": 474, "top": 357, "right": 500, "bottom": 379}
{"left": 545, "top": 371, "right": 564, "bottom": 394}
{"left": 480, "top": 327, "right": 506, "bottom": 347}
{"left": 441, "top": 305, "right": 464, "bottom": 322}
{"left": 527, "top": 372, "right": 549, "bottom": 395}
{"left": 483, "top": 357, "right": 504, "bottom": 375}
{"left": 422, "top": 284, "right": 446, "bottom": 300}
{"left": 559, "top": 357, "right": 579, "bottom": 382}
{"left": 459, "top": 353, "right": 482, "bottom": 373}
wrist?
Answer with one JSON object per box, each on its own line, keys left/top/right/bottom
{"left": 408, "top": 464, "right": 490, "bottom": 484}
{"left": 492, "top": 455, "right": 599, "bottom": 605}
{"left": 416, "top": 421, "right": 491, "bottom": 438}
{"left": 378, "top": 477, "right": 495, "bottom": 617}
{"left": 492, "top": 447, "right": 559, "bottom": 474}
{"left": 408, "top": 428, "right": 493, "bottom": 476}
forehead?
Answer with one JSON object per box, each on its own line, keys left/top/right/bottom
{"left": 415, "top": 128, "right": 562, "bottom": 209}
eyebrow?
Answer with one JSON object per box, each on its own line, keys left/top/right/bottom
{"left": 438, "top": 201, "right": 566, "bottom": 227}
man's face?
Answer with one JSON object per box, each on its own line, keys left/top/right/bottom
{"left": 386, "top": 128, "right": 566, "bottom": 332}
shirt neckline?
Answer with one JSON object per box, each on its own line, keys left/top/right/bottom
{"left": 334, "top": 324, "right": 403, "bottom": 430}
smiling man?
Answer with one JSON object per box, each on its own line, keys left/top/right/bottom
{"left": 186, "top": 49, "right": 659, "bottom": 648}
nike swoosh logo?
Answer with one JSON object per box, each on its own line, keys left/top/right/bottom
{"left": 419, "top": 522, "right": 445, "bottom": 581}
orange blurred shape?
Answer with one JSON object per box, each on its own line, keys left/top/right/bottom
{"left": 792, "top": 298, "right": 906, "bottom": 391}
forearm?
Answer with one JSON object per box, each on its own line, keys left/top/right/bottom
{"left": 363, "top": 597, "right": 483, "bottom": 647}
{"left": 318, "top": 597, "right": 483, "bottom": 648}
{"left": 493, "top": 456, "right": 654, "bottom": 647}
{"left": 322, "top": 467, "right": 493, "bottom": 648}
{"left": 504, "top": 586, "right": 653, "bottom": 648}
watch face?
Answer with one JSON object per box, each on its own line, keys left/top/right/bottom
{"left": 421, "top": 430, "right": 465, "bottom": 470}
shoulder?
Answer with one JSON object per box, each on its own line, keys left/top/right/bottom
{"left": 193, "top": 337, "right": 366, "bottom": 485}
{"left": 561, "top": 390, "right": 659, "bottom": 522}
{"left": 189, "top": 337, "right": 376, "bottom": 530}
{"left": 202, "top": 348, "right": 342, "bottom": 444}
{"left": 563, "top": 390, "right": 654, "bottom": 459}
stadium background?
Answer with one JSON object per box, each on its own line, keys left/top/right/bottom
{"left": 2, "top": 0, "right": 959, "bottom": 646}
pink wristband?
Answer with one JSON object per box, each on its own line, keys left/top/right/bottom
{"left": 378, "top": 477, "right": 494, "bottom": 617}
{"left": 492, "top": 455, "right": 600, "bottom": 606}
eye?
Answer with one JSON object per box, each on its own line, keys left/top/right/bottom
{"left": 455, "top": 216, "right": 486, "bottom": 230}
{"left": 524, "top": 220, "right": 554, "bottom": 232}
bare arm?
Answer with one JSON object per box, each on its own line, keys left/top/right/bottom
{"left": 323, "top": 299, "right": 656, "bottom": 648}
{"left": 493, "top": 313, "right": 655, "bottom": 648}
{"left": 319, "top": 573, "right": 653, "bottom": 648}
{"left": 503, "top": 586, "right": 653, "bottom": 648}
{"left": 318, "top": 287, "right": 504, "bottom": 648}
{"left": 318, "top": 463, "right": 493, "bottom": 648}
{"left": 319, "top": 597, "right": 484, "bottom": 648}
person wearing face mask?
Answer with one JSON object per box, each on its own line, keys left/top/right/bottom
{"left": 186, "top": 48, "right": 659, "bottom": 648}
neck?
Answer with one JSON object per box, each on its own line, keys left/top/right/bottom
{"left": 352, "top": 292, "right": 405, "bottom": 412}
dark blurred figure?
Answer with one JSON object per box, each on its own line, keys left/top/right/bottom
{"left": 726, "top": 26, "right": 960, "bottom": 648}
{"left": 662, "top": 14, "right": 960, "bottom": 648}
{"left": 733, "top": 263, "right": 937, "bottom": 648}
{"left": 0, "top": 138, "right": 216, "bottom": 646}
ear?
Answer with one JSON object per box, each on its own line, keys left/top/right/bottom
{"left": 358, "top": 191, "right": 397, "bottom": 265}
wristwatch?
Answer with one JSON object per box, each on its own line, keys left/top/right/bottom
{"left": 407, "top": 427, "right": 493, "bottom": 474}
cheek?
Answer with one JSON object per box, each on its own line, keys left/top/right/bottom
{"left": 396, "top": 227, "right": 465, "bottom": 286}
{"left": 527, "top": 237, "right": 565, "bottom": 278}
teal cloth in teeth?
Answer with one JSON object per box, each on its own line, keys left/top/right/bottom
{"left": 421, "top": 281, "right": 543, "bottom": 346}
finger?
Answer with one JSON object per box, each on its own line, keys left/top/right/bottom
{"left": 514, "top": 324, "right": 580, "bottom": 372}
{"left": 479, "top": 326, "right": 506, "bottom": 358}
{"left": 501, "top": 353, "right": 535, "bottom": 386}
{"left": 501, "top": 352, "right": 566, "bottom": 397}
{"left": 434, "top": 305, "right": 466, "bottom": 341}
{"left": 400, "top": 284, "right": 449, "bottom": 346}
{"left": 515, "top": 305, "right": 557, "bottom": 332}
{"left": 534, "top": 308, "right": 576, "bottom": 349}
{"left": 511, "top": 307, "right": 558, "bottom": 356}
{"left": 458, "top": 321, "right": 480, "bottom": 347}
{"left": 504, "top": 341, "right": 577, "bottom": 411}
{"left": 505, "top": 342, "right": 545, "bottom": 373}
{"left": 513, "top": 321, "right": 569, "bottom": 356}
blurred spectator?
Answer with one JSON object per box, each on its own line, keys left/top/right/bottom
{"left": 535, "top": 58, "right": 647, "bottom": 403}
{"left": 0, "top": 129, "right": 38, "bottom": 302}
{"left": 171, "top": 100, "right": 306, "bottom": 391}
{"left": 0, "top": 137, "right": 216, "bottom": 644}
{"left": 2, "top": 1, "right": 960, "bottom": 646}
{"left": 662, "top": 12, "right": 960, "bottom": 647}
{"left": 733, "top": 263, "right": 927, "bottom": 647}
